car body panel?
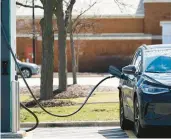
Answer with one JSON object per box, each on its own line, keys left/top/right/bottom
{"left": 119, "top": 44, "right": 171, "bottom": 128}
{"left": 139, "top": 90, "right": 171, "bottom": 127}
{"left": 16, "top": 59, "right": 39, "bottom": 75}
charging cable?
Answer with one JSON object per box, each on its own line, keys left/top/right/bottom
{"left": 1, "top": 23, "right": 39, "bottom": 132}
{"left": 20, "top": 103, "right": 39, "bottom": 132}
{"left": 1, "top": 22, "right": 115, "bottom": 130}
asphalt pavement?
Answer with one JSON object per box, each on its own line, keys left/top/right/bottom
{"left": 24, "top": 127, "right": 131, "bottom": 139}
{"left": 23, "top": 126, "right": 171, "bottom": 139}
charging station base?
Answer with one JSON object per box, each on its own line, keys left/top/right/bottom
{"left": 0, "top": 131, "right": 26, "bottom": 139}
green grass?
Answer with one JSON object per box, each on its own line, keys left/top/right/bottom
{"left": 20, "top": 95, "right": 32, "bottom": 102}
{"left": 20, "top": 92, "right": 119, "bottom": 103}
{"left": 20, "top": 103, "right": 119, "bottom": 122}
{"left": 61, "top": 92, "right": 119, "bottom": 103}
{"left": 20, "top": 92, "right": 119, "bottom": 122}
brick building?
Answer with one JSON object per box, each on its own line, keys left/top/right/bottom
{"left": 16, "top": 0, "right": 171, "bottom": 72}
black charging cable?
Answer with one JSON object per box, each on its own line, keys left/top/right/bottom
{"left": 20, "top": 103, "right": 39, "bottom": 132}
{"left": 1, "top": 22, "right": 115, "bottom": 128}
{"left": 1, "top": 23, "right": 39, "bottom": 132}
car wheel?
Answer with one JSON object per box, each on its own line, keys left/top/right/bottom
{"left": 21, "top": 68, "right": 32, "bottom": 78}
{"left": 120, "top": 94, "right": 132, "bottom": 130}
{"left": 134, "top": 97, "right": 144, "bottom": 137}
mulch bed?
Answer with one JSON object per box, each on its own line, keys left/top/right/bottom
{"left": 20, "top": 84, "right": 117, "bottom": 108}
{"left": 22, "top": 99, "right": 76, "bottom": 108}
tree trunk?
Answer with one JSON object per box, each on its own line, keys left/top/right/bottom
{"left": 69, "top": 25, "right": 77, "bottom": 84}
{"left": 40, "top": 0, "right": 54, "bottom": 100}
{"left": 56, "top": 0, "right": 67, "bottom": 91}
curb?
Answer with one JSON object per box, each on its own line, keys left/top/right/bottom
{"left": 21, "top": 121, "right": 120, "bottom": 128}
{"left": 0, "top": 131, "right": 26, "bottom": 138}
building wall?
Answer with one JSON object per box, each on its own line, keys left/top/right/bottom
{"left": 17, "top": 37, "right": 33, "bottom": 61}
{"left": 17, "top": 38, "right": 159, "bottom": 72}
{"left": 16, "top": 17, "right": 144, "bottom": 34}
{"left": 144, "top": 3, "right": 171, "bottom": 35}
{"left": 17, "top": 3, "right": 171, "bottom": 36}
{"left": 16, "top": 1, "right": 171, "bottom": 72}
{"left": 75, "top": 18, "right": 144, "bottom": 34}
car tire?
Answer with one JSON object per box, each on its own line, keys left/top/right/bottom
{"left": 21, "top": 68, "right": 32, "bottom": 78}
{"left": 134, "top": 97, "right": 145, "bottom": 137}
{"left": 119, "top": 94, "right": 132, "bottom": 130}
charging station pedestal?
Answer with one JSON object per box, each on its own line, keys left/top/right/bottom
{"left": 1, "top": 0, "right": 26, "bottom": 138}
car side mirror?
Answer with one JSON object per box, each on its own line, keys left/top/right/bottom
{"left": 108, "top": 65, "right": 128, "bottom": 80}
{"left": 122, "top": 65, "right": 136, "bottom": 75}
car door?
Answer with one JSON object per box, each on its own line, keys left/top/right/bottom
{"left": 126, "top": 50, "right": 142, "bottom": 120}
{"left": 121, "top": 50, "right": 138, "bottom": 119}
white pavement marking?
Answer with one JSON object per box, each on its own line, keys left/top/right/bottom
{"left": 19, "top": 77, "right": 119, "bottom": 88}
{"left": 24, "top": 127, "right": 128, "bottom": 139}
{"left": 125, "top": 130, "right": 137, "bottom": 138}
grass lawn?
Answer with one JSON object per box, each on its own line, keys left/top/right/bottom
{"left": 20, "top": 92, "right": 119, "bottom": 103}
{"left": 61, "top": 92, "right": 119, "bottom": 103}
{"left": 20, "top": 95, "right": 32, "bottom": 102}
{"left": 20, "top": 103, "right": 119, "bottom": 122}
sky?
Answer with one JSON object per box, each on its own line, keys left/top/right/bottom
{"left": 16, "top": 0, "right": 144, "bottom": 17}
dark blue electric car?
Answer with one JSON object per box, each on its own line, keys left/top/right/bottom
{"left": 117, "top": 44, "right": 171, "bottom": 137}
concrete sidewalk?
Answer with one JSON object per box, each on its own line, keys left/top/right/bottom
{"left": 19, "top": 74, "right": 119, "bottom": 88}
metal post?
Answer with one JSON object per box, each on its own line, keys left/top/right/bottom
{"left": 32, "top": 0, "right": 36, "bottom": 63}
{"left": 1, "top": 0, "right": 13, "bottom": 132}
{"left": 11, "top": 81, "right": 20, "bottom": 133}
{"left": 1, "top": 0, "right": 18, "bottom": 133}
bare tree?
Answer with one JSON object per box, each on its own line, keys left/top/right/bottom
{"left": 16, "top": 0, "right": 129, "bottom": 98}
{"left": 54, "top": 0, "right": 76, "bottom": 91}
{"left": 39, "top": 0, "right": 55, "bottom": 100}
{"left": 66, "top": 1, "right": 97, "bottom": 85}
{"left": 16, "top": 0, "right": 77, "bottom": 94}
{"left": 16, "top": 0, "right": 55, "bottom": 100}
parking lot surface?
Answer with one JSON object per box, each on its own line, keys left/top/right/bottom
{"left": 24, "top": 126, "right": 171, "bottom": 139}
{"left": 24, "top": 127, "right": 130, "bottom": 139}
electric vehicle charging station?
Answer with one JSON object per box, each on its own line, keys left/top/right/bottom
{"left": 1, "top": 0, "right": 21, "bottom": 135}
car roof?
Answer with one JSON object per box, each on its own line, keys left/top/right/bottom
{"left": 141, "top": 44, "right": 171, "bottom": 50}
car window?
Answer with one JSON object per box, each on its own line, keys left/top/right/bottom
{"left": 132, "top": 52, "right": 138, "bottom": 65}
{"left": 145, "top": 50, "right": 171, "bottom": 73}
{"left": 137, "top": 61, "right": 142, "bottom": 73}
{"left": 133, "top": 51, "right": 142, "bottom": 72}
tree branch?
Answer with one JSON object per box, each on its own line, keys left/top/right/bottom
{"left": 65, "top": 0, "right": 76, "bottom": 27}
{"left": 16, "top": 1, "right": 43, "bottom": 9}
{"left": 72, "top": 2, "right": 97, "bottom": 29}
{"left": 113, "top": 0, "right": 134, "bottom": 13}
